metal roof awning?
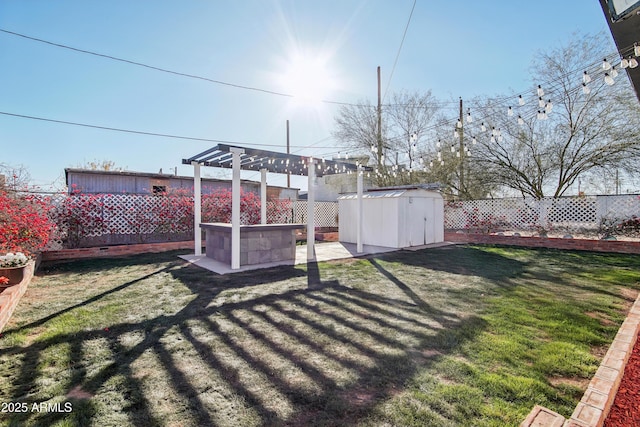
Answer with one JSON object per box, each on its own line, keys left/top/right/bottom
{"left": 182, "top": 144, "right": 373, "bottom": 177}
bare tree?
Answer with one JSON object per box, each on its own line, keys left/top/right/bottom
{"left": 0, "top": 163, "right": 32, "bottom": 192}
{"left": 332, "top": 91, "right": 440, "bottom": 186}
{"left": 468, "top": 32, "right": 640, "bottom": 199}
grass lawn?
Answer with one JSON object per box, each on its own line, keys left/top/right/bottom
{"left": 0, "top": 245, "right": 639, "bottom": 426}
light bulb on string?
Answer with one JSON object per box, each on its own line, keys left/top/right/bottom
{"left": 450, "top": 145, "right": 455, "bottom": 153}
{"left": 466, "top": 110, "right": 473, "bottom": 123}
{"left": 480, "top": 123, "right": 487, "bottom": 132}
{"left": 456, "top": 119, "right": 462, "bottom": 128}
{"left": 635, "top": 44, "right": 640, "bottom": 57}
{"left": 490, "top": 136, "right": 496, "bottom": 143}
{"left": 630, "top": 57, "right": 639, "bottom": 68}
{"left": 538, "top": 97, "right": 545, "bottom": 108}
{"left": 545, "top": 100, "right": 553, "bottom": 113}
{"left": 517, "top": 115, "right": 524, "bottom": 125}
{"left": 611, "top": 66, "right": 619, "bottom": 78}
{"left": 472, "top": 136, "right": 477, "bottom": 144}
{"left": 454, "top": 129, "right": 459, "bottom": 138}
{"left": 429, "top": 160, "right": 434, "bottom": 168}
{"left": 583, "top": 71, "right": 591, "bottom": 84}
{"left": 537, "top": 85, "right": 544, "bottom": 97}
{"left": 456, "top": 151, "right": 460, "bottom": 158}
{"left": 582, "top": 82, "right": 591, "bottom": 94}
{"left": 440, "top": 160, "right": 445, "bottom": 166}
{"left": 602, "top": 58, "right": 611, "bottom": 70}
{"left": 604, "top": 72, "right": 615, "bottom": 86}
{"left": 507, "top": 106, "right": 513, "bottom": 116}
{"left": 518, "top": 95, "right": 525, "bottom": 106}
{"left": 621, "top": 57, "right": 629, "bottom": 69}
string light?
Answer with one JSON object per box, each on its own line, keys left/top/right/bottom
{"left": 604, "top": 72, "right": 615, "bottom": 86}
{"left": 630, "top": 57, "right": 639, "bottom": 68}
{"left": 538, "top": 97, "right": 545, "bottom": 108}
{"left": 466, "top": 110, "right": 473, "bottom": 122}
{"left": 635, "top": 44, "right": 640, "bottom": 57}
{"left": 602, "top": 58, "right": 611, "bottom": 70}
{"left": 507, "top": 106, "right": 513, "bottom": 116}
{"left": 518, "top": 115, "right": 524, "bottom": 125}
{"left": 518, "top": 95, "right": 525, "bottom": 106}
{"left": 583, "top": 71, "right": 591, "bottom": 84}
{"left": 621, "top": 58, "right": 629, "bottom": 69}
{"left": 582, "top": 82, "right": 591, "bottom": 94}
{"left": 537, "top": 85, "right": 544, "bottom": 97}
{"left": 456, "top": 119, "right": 463, "bottom": 128}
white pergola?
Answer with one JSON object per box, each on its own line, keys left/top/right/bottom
{"left": 183, "top": 144, "right": 373, "bottom": 269}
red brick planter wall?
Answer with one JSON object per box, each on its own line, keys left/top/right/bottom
{"left": 444, "top": 232, "right": 640, "bottom": 255}
{"left": 42, "top": 241, "right": 199, "bottom": 262}
{"left": 0, "top": 261, "right": 34, "bottom": 332}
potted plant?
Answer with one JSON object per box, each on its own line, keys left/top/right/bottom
{"left": 0, "top": 251, "right": 30, "bottom": 287}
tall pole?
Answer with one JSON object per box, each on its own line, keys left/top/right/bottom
{"left": 458, "top": 97, "right": 464, "bottom": 198}
{"left": 377, "top": 66, "right": 383, "bottom": 171}
{"left": 286, "top": 120, "right": 291, "bottom": 188}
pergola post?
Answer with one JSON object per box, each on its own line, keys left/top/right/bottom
{"left": 307, "top": 158, "right": 315, "bottom": 261}
{"left": 192, "top": 161, "right": 202, "bottom": 256}
{"left": 357, "top": 165, "right": 363, "bottom": 253}
{"left": 230, "top": 147, "right": 245, "bottom": 269}
{"left": 260, "top": 168, "right": 267, "bottom": 225}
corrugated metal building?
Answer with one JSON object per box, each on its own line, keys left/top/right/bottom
{"left": 65, "top": 168, "right": 299, "bottom": 199}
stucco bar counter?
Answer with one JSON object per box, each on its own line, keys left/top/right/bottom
{"left": 200, "top": 222, "right": 306, "bottom": 266}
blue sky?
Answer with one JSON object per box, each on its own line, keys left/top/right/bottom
{"left": 0, "top": 1, "right": 611, "bottom": 191}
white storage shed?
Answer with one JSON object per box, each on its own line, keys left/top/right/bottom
{"left": 338, "top": 187, "right": 444, "bottom": 248}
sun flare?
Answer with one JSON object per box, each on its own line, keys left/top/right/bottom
{"left": 278, "top": 54, "right": 336, "bottom": 104}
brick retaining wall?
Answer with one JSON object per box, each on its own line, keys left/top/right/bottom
{"left": 0, "top": 261, "right": 34, "bottom": 332}
{"left": 444, "top": 232, "right": 640, "bottom": 255}
{"left": 42, "top": 241, "right": 198, "bottom": 262}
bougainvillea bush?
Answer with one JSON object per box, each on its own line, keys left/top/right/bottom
{"left": 47, "top": 188, "right": 293, "bottom": 248}
{"left": 0, "top": 190, "right": 55, "bottom": 256}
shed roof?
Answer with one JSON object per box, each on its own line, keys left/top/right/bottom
{"left": 182, "top": 144, "right": 373, "bottom": 177}
{"left": 338, "top": 187, "right": 442, "bottom": 200}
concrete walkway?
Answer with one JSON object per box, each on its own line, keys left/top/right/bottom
{"left": 179, "top": 241, "right": 430, "bottom": 275}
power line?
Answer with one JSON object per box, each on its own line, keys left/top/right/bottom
{"left": 0, "top": 28, "right": 364, "bottom": 107}
{"left": 0, "top": 111, "right": 342, "bottom": 149}
{"left": 383, "top": 0, "right": 417, "bottom": 102}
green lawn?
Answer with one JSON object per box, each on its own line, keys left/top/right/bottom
{"left": 0, "top": 245, "right": 639, "bottom": 426}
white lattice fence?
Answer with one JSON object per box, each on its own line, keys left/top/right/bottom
{"left": 292, "top": 201, "right": 339, "bottom": 227}
{"left": 444, "top": 195, "right": 640, "bottom": 237}
{"left": 43, "top": 193, "right": 336, "bottom": 248}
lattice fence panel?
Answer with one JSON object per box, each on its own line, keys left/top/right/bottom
{"left": 42, "top": 193, "right": 338, "bottom": 248}
{"left": 292, "top": 201, "right": 338, "bottom": 227}
{"left": 444, "top": 195, "right": 640, "bottom": 237}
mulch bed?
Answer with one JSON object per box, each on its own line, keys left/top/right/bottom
{"left": 603, "top": 331, "right": 640, "bottom": 427}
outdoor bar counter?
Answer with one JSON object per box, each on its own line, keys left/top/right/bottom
{"left": 200, "top": 222, "right": 306, "bottom": 266}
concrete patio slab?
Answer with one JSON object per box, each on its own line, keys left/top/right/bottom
{"left": 180, "top": 241, "right": 400, "bottom": 275}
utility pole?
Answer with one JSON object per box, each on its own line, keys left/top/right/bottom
{"left": 377, "top": 66, "right": 383, "bottom": 171}
{"left": 458, "top": 97, "right": 465, "bottom": 198}
{"left": 286, "top": 120, "right": 290, "bottom": 188}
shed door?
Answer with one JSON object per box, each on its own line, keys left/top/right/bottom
{"left": 405, "top": 197, "right": 427, "bottom": 247}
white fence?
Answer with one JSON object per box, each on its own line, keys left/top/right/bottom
{"left": 44, "top": 193, "right": 339, "bottom": 249}
{"left": 444, "top": 195, "right": 640, "bottom": 237}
